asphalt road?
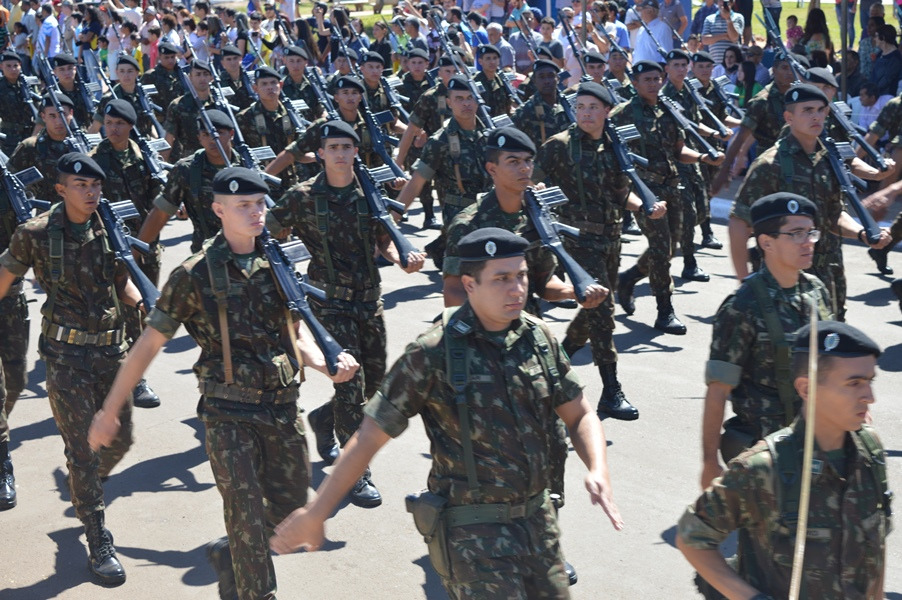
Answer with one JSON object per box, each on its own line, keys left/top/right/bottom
{"left": 1, "top": 203, "right": 900, "bottom": 600}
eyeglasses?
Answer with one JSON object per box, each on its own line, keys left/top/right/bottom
{"left": 774, "top": 228, "right": 821, "bottom": 243}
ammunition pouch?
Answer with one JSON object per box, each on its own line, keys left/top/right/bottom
{"left": 719, "top": 416, "right": 759, "bottom": 464}
{"left": 406, "top": 489, "right": 451, "bottom": 579}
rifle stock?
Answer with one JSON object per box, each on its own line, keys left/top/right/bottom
{"left": 97, "top": 198, "right": 161, "bottom": 311}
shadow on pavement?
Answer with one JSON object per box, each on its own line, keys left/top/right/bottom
{"left": 115, "top": 542, "right": 216, "bottom": 588}
{"left": 879, "top": 343, "right": 902, "bottom": 372}
{"left": 0, "top": 526, "right": 89, "bottom": 600}
{"left": 9, "top": 416, "right": 57, "bottom": 452}
{"left": 412, "top": 555, "right": 450, "bottom": 599}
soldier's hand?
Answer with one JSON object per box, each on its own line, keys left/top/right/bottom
{"left": 401, "top": 251, "right": 426, "bottom": 273}
{"left": 578, "top": 283, "right": 608, "bottom": 309}
{"left": 702, "top": 153, "right": 725, "bottom": 167}
{"left": 715, "top": 129, "right": 733, "bottom": 142}
{"left": 648, "top": 202, "right": 667, "bottom": 219}
{"left": 389, "top": 177, "right": 409, "bottom": 191}
{"left": 585, "top": 472, "right": 624, "bottom": 531}
{"left": 867, "top": 228, "right": 892, "bottom": 249}
{"left": 700, "top": 460, "right": 725, "bottom": 490}
{"left": 872, "top": 158, "right": 897, "bottom": 180}
{"left": 327, "top": 352, "right": 360, "bottom": 383}
{"left": 270, "top": 507, "right": 325, "bottom": 554}
{"left": 88, "top": 409, "right": 121, "bottom": 452}
{"left": 175, "top": 203, "right": 188, "bottom": 220}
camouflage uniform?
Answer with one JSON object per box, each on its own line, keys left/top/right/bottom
{"left": 398, "top": 71, "right": 432, "bottom": 114}
{"left": 473, "top": 71, "right": 512, "bottom": 118}
{"left": 733, "top": 135, "right": 847, "bottom": 318}
{"left": 217, "top": 69, "right": 255, "bottom": 112}
{"left": 694, "top": 77, "right": 728, "bottom": 194}
{"left": 267, "top": 173, "right": 388, "bottom": 448}
{"left": 92, "top": 84, "right": 156, "bottom": 139}
{"left": 610, "top": 95, "right": 684, "bottom": 295}
{"left": 141, "top": 64, "right": 182, "bottom": 124}
{"left": 8, "top": 132, "right": 71, "bottom": 204}
{"left": 55, "top": 83, "right": 94, "bottom": 131}
{"left": 533, "top": 123, "right": 629, "bottom": 367}
{"left": 147, "top": 231, "right": 309, "bottom": 600}
{"left": 236, "top": 100, "right": 300, "bottom": 190}
{"left": 678, "top": 418, "right": 891, "bottom": 600}
{"left": 162, "top": 93, "right": 219, "bottom": 162}
{"left": 154, "top": 148, "right": 241, "bottom": 253}
{"left": 366, "top": 301, "right": 582, "bottom": 598}
{"left": 286, "top": 113, "right": 382, "bottom": 169}
{"left": 404, "top": 81, "right": 450, "bottom": 225}
{"left": 0, "top": 76, "right": 38, "bottom": 156}
{"left": 707, "top": 264, "right": 831, "bottom": 443}
{"left": 282, "top": 73, "right": 323, "bottom": 121}
{"left": 0, "top": 202, "right": 133, "bottom": 520}
{"left": 739, "top": 83, "right": 786, "bottom": 151}
{"left": 604, "top": 74, "right": 636, "bottom": 101}
{"left": 511, "top": 93, "right": 573, "bottom": 147}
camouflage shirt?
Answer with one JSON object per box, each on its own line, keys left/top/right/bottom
{"left": 0, "top": 202, "right": 127, "bottom": 336}
{"left": 408, "top": 82, "right": 450, "bottom": 134}
{"left": 286, "top": 113, "right": 381, "bottom": 168}
{"left": 92, "top": 84, "right": 156, "bottom": 138}
{"left": 533, "top": 123, "right": 630, "bottom": 228}
{"left": 236, "top": 100, "right": 298, "bottom": 155}
{"left": 56, "top": 83, "right": 94, "bottom": 130}
{"left": 218, "top": 69, "right": 255, "bottom": 112}
{"left": 267, "top": 172, "right": 387, "bottom": 291}
{"left": 147, "top": 231, "right": 300, "bottom": 401}
{"left": 282, "top": 73, "right": 322, "bottom": 121}
{"left": 609, "top": 95, "right": 682, "bottom": 183}
{"left": 90, "top": 138, "right": 164, "bottom": 223}
{"left": 604, "top": 73, "right": 636, "bottom": 101}
{"left": 141, "top": 65, "right": 182, "bottom": 122}
{"left": 163, "top": 93, "right": 219, "bottom": 162}
{"left": 365, "top": 300, "right": 583, "bottom": 506}
{"left": 474, "top": 71, "right": 512, "bottom": 118}
{"left": 661, "top": 79, "right": 704, "bottom": 154}
{"left": 0, "top": 76, "right": 38, "bottom": 153}
{"left": 413, "top": 116, "right": 489, "bottom": 203}
{"left": 678, "top": 418, "right": 891, "bottom": 600}
{"left": 740, "top": 83, "right": 786, "bottom": 151}
{"left": 867, "top": 95, "right": 902, "bottom": 146}
{"left": 154, "top": 149, "right": 240, "bottom": 253}
{"left": 8, "top": 131, "right": 71, "bottom": 204}
{"left": 398, "top": 71, "right": 432, "bottom": 114}
{"left": 0, "top": 187, "right": 24, "bottom": 297}
{"left": 706, "top": 264, "right": 831, "bottom": 435}
{"left": 511, "top": 93, "right": 573, "bottom": 147}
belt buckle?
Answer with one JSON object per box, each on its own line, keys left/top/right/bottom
{"left": 509, "top": 503, "right": 526, "bottom": 520}
{"left": 67, "top": 329, "right": 77, "bottom": 344}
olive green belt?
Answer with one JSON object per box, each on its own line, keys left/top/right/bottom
{"left": 199, "top": 381, "right": 299, "bottom": 405}
{"left": 309, "top": 280, "right": 382, "bottom": 302}
{"left": 41, "top": 320, "right": 124, "bottom": 346}
{"left": 444, "top": 490, "right": 548, "bottom": 528}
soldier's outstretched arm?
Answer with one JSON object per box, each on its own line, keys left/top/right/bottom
{"left": 395, "top": 122, "right": 423, "bottom": 167}
{"left": 270, "top": 416, "right": 392, "bottom": 554}
{"left": 711, "top": 127, "right": 751, "bottom": 194}
{"left": 676, "top": 542, "right": 761, "bottom": 600}
{"left": 728, "top": 216, "right": 752, "bottom": 281}
{"left": 556, "top": 394, "right": 623, "bottom": 531}
{"left": 283, "top": 323, "right": 360, "bottom": 383}
{"left": 137, "top": 207, "right": 172, "bottom": 246}
{"left": 89, "top": 326, "right": 169, "bottom": 451}
{"left": 700, "top": 382, "right": 730, "bottom": 490}
{"left": 396, "top": 171, "right": 428, "bottom": 213}
{"left": 265, "top": 148, "right": 298, "bottom": 176}
{"left": 0, "top": 267, "right": 20, "bottom": 300}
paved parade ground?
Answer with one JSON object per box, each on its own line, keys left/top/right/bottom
{"left": 1, "top": 205, "right": 900, "bottom": 599}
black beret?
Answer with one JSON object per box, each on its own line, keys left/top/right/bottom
{"left": 692, "top": 51, "right": 715, "bottom": 64}
{"left": 631, "top": 60, "right": 663, "bottom": 76}
{"left": 666, "top": 48, "right": 691, "bottom": 63}
{"left": 200, "top": 109, "right": 235, "bottom": 131}
{"left": 212, "top": 166, "right": 269, "bottom": 195}
{"left": 334, "top": 75, "right": 365, "bottom": 93}
{"left": 533, "top": 59, "right": 560, "bottom": 73}
{"left": 406, "top": 47, "right": 429, "bottom": 61}
{"left": 103, "top": 98, "right": 137, "bottom": 124}
{"left": 320, "top": 119, "right": 360, "bottom": 143}
{"left": 584, "top": 51, "right": 606, "bottom": 65}
{"left": 116, "top": 53, "right": 140, "bottom": 71}
{"left": 478, "top": 44, "right": 500, "bottom": 57}
{"left": 438, "top": 54, "right": 461, "bottom": 67}
{"left": 793, "top": 321, "right": 881, "bottom": 358}
{"left": 362, "top": 50, "right": 385, "bottom": 65}
{"left": 51, "top": 54, "right": 77, "bottom": 67}
{"left": 486, "top": 126, "right": 536, "bottom": 154}
{"left": 284, "top": 45, "right": 310, "bottom": 60}
{"left": 458, "top": 227, "right": 529, "bottom": 262}
{"left": 255, "top": 66, "right": 280, "bottom": 81}
{"left": 158, "top": 42, "right": 180, "bottom": 55}
{"left": 57, "top": 152, "right": 105, "bottom": 180}
{"left": 750, "top": 192, "right": 818, "bottom": 226}
{"left": 1, "top": 50, "right": 21, "bottom": 63}
{"left": 43, "top": 93, "right": 74, "bottom": 109}
{"left": 447, "top": 74, "right": 471, "bottom": 91}
{"left": 335, "top": 47, "right": 359, "bottom": 61}
{"left": 804, "top": 66, "right": 838, "bottom": 88}
{"left": 784, "top": 83, "right": 828, "bottom": 106}
{"left": 221, "top": 44, "right": 241, "bottom": 57}
{"left": 576, "top": 81, "right": 615, "bottom": 106}
{"left": 191, "top": 59, "right": 213, "bottom": 74}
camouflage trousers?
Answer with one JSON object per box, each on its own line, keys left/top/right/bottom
{"left": 203, "top": 405, "right": 310, "bottom": 600}
{"left": 443, "top": 501, "right": 569, "bottom": 599}
{"left": 635, "top": 183, "right": 681, "bottom": 295}
{"left": 310, "top": 297, "right": 387, "bottom": 447}
{"left": 124, "top": 244, "right": 162, "bottom": 345}
{"left": 0, "top": 292, "right": 30, "bottom": 444}
{"left": 562, "top": 230, "right": 622, "bottom": 366}
{"left": 677, "top": 163, "right": 707, "bottom": 259}
{"left": 40, "top": 337, "right": 133, "bottom": 520}
{"left": 405, "top": 150, "right": 435, "bottom": 223}
{"left": 810, "top": 245, "right": 846, "bottom": 321}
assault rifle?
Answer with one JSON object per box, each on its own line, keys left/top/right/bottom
{"left": 257, "top": 229, "right": 344, "bottom": 375}
{"left": 380, "top": 70, "right": 412, "bottom": 123}
{"left": 658, "top": 95, "right": 721, "bottom": 161}
{"left": 33, "top": 47, "right": 96, "bottom": 153}
{"left": 135, "top": 82, "right": 168, "bottom": 139}
{"left": 0, "top": 151, "right": 48, "bottom": 224}
{"left": 76, "top": 49, "right": 102, "bottom": 117}
{"left": 605, "top": 123, "right": 659, "bottom": 215}
{"left": 822, "top": 136, "right": 882, "bottom": 244}
{"left": 97, "top": 198, "right": 161, "bottom": 311}
{"left": 176, "top": 63, "right": 231, "bottom": 163}
{"left": 704, "top": 75, "right": 744, "bottom": 120}
{"left": 18, "top": 73, "right": 41, "bottom": 122}
{"left": 523, "top": 187, "right": 599, "bottom": 303}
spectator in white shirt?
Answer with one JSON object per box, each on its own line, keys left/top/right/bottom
{"left": 632, "top": 0, "right": 672, "bottom": 63}
{"left": 38, "top": 5, "right": 60, "bottom": 58}
{"left": 858, "top": 81, "right": 893, "bottom": 144}
{"left": 702, "top": 0, "right": 743, "bottom": 64}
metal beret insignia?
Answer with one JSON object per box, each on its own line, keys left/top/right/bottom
{"left": 485, "top": 241, "right": 497, "bottom": 256}
{"left": 497, "top": 135, "right": 505, "bottom": 147}
{"left": 229, "top": 180, "right": 239, "bottom": 193}
{"left": 105, "top": 104, "right": 112, "bottom": 114}
{"left": 824, "top": 333, "right": 840, "bottom": 352}
{"left": 787, "top": 199, "right": 799, "bottom": 213}
{"left": 791, "top": 90, "right": 799, "bottom": 101}
{"left": 73, "top": 162, "right": 82, "bottom": 173}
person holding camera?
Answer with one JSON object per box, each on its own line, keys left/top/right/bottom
{"left": 701, "top": 0, "right": 743, "bottom": 64}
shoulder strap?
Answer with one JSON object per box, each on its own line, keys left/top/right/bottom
{"left": 778, "top": 138, "right": 795, "bottom": 183}
{"left": 534, "top": 100, "right": 546, "bottom": 144}
{"left": 447, "top": 131, "right": 466, "bottom": 194}
{"left": 205, "top": 246, "right": 233, "bottom": 384}
{"left": 855, "top": 428, "right": 891, "bottom": 518}
{"left": 442, "top": 307, "right": 480, "bottom": 498}
{"left": 764, "top": 428, "right": 801, "bottom": 526}
{"left": 45, "top": 204, "right": 65, "bottom": 318}
{"left": 314, "top": 191, "right": 336, "bottom": 283}
{"left": 567, "top": 126, "right": 587, "bottom": 211}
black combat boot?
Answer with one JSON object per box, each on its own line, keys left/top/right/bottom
{"left": 892, "top": 278, "right": 902, "bottom": 315}
{"left": 681, "top": 255, "right": 710, "bottom": 282}
{"left": 596, "top": 363, "right": 639, "bottom": 421}
{"left": 307, "top": 404, "right": 339, "bottom": 465}
{"left": 349, "top": 467, "right": 382, "bottom": 508}
{"left": 699, "top": 220, "right": 723, "bottom": 249}
{"left": 424, "top": 237, "right": 444, "bottom": 271}
{"left": 868, "top": 247, "right": 894, "bottom": 275}
{"left": 132, "top": 379, "right": 160, "bottom": 408}
{"left": 654, "top": 294, "right": 687, "bottom": 335}
{"left": 83, "top": 511, "right": 126, "bottom": 586}
{"left": 617, "top": 265, "right": 642, "bottom": 316}
{"left": 0, "top": 441, "right": 16, "bottom": 510}
{"left": 621, "top": 211, "right": 641, "bottom": 236}
{"left": 205, "top": 536, "right": 238, "bottom": 600}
